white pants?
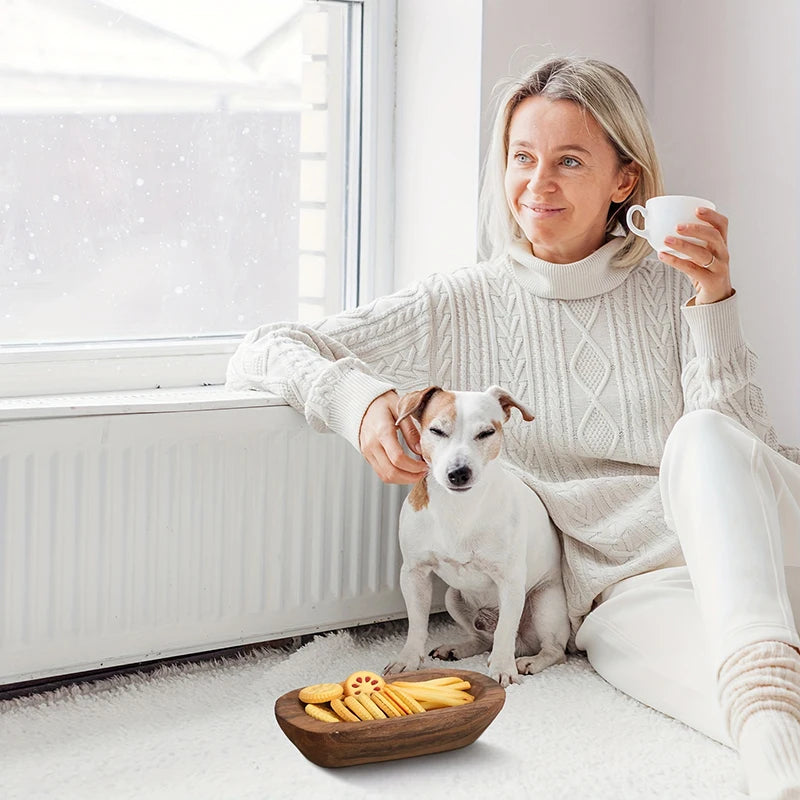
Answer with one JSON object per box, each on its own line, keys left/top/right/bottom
{"left": 576, "top": 409, "right": 800, "bottom": 747}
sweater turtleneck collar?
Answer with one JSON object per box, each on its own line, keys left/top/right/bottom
{"left": 506, "top": 236, "right": 635, "bottom": 300}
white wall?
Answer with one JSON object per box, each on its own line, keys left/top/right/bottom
{"left": 652, "top": 0, "right": 800, "bottom": 443}
{"left": 393, "top": 0, "right": 799, "bottom": 443}
{"left": 394, "top": 0, "right": 653, "bottom": 292}
{"left": 393, "top": 0, "right": 483, "bottom": 289}
{"left": 479, "top": 0, "right": 654, "bottom": 150}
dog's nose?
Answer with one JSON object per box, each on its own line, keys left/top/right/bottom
{"left": 447, "top": 465, "right": 472, "bottom": 488}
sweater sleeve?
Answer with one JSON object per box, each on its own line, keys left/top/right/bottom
{"left": 225, "top": 277, "right": 448, "bottom": 450}
{"left": 679, "top": 291, "right": 800, "bottom": 464}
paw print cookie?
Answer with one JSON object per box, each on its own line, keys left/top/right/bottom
{"left": 343, "top": 670, "right": 386, "bottom": 697}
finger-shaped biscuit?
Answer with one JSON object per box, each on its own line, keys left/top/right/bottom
{"left": 358, "top": 693, "right": 387, "bottom": 720}
{"left": 304, "top": 703, "right": 339, "bottom": 723}
{"left": 371, "top": 691, "right": 402, "bottom": 718}
{"left": 330, "top": 697, "right": 360, "bottom": 722}
{"left": 298, "top": 682, "right": 344, "bottom": 704}
{"left": 343, "top": 695, "right": 373, "bottom": 722}
{"left": 378, "top": 689, "right": 408, "bottom": 716}
{"left": 387, "top": 685, "right": 426, "bottom": 714}
{"left": 382, "top": 685, "right": 414, "bottom": 715}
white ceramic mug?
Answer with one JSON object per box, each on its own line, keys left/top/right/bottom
{"left": 626, "top": 195, "right": 716, "bottom": 258}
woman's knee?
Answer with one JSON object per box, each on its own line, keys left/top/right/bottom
{"left": 660, "top": 409, "right": 753, "bottom": 496}
{"left": 576, "top": 574, "right": 732, "bottom": 746}
{"left": 663, "top": 409, "right": 740, "bottom": 460}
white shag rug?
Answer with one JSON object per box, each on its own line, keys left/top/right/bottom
{"left": 0, "top": 617, "right": 744, "bottom": 800}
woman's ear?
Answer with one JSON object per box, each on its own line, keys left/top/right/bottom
{"left": 612, "top": 162, "right": 640, "bottom": 204}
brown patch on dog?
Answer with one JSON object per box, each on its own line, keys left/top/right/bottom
{"left": 396, "top": 386, "right": 442, "bottom": 426}
{"left": 415, "top": 391, "right": 457, "bottom": 466}
{"left": 419, "top": 390, "right": 457, "bottom": 427}
{"left": 488, "top": 387, "right": 535, "bottom": 422}
{"left": 408, "top": 477, "right": 429, "bottom": 511}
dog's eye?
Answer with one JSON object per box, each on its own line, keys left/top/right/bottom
{"left": 428, "top": 427, "right": 447, "bottom": 437}
{"left": 475, "top": 429, "right": 495, "bottom": 440}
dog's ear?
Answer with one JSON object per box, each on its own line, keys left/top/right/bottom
{"left": 486, "top": 385, "right": 535, "bottom": 422}
{"left": 395, "top": 387, "right": 441, "bottom": 427}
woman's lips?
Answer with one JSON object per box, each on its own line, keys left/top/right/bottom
{"left": 521, "top": 203, "right": 565, "bottom": 218}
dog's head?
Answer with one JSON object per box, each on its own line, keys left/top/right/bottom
{"left": 395, "top": 385, "right": 534, "bottom": 492}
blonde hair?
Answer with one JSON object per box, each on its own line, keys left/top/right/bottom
{"left": 478, "top": 56, "right": 664, "bottom": 267}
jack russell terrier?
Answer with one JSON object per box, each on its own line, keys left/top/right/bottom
{"left": 383, "top": 385, "right": 571, "bottom": 687}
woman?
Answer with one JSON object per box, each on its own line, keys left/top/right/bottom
{"left": 227, "top": 56, "right": 800, "bottom": 798}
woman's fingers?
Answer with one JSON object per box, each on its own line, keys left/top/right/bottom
{"left": 663, "top": 236, "right": 717, "bottom": 268}
{"left": 377, "top": 432, "right": 427, "bottom": 484}
{"left": 696, "top": 206, "right": 728, "bottom": 239}
{"left": 669, "top": 221, "right": 727, "bottom": 262}
{"left": 397, "top": 416, "right": 422, "bottom": 456}
{"left": 363, "top": 434, "right": 427, "bottom": 484}
{"left": 658, "top": 247, "right": 733, "bottom": 305}
{"left": 674, "top": 221, "right": 726, "bottom": 251}
{"left": 657, "top": 249, "right": 711, "bottom": 280}
{"left": 658, "top": 206, "right": 733, "bottom": 305}
{"left": 359, "top": 390, "right": 427, "bottom": 484}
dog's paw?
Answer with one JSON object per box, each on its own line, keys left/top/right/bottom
{"left": 488, "top": 654, "right": 521, "bottom": 687}
{"left": 516, "top": 649, "right": 566, "bottom": 676}
{"left": 429, "top": 638, "right": 489, "bottom": 661}
{"left": 490, "top": 666, "right": 521, "bottom": 688}
{"left": 428, "top": 644, "right": 460, "bottom": 661}
{"left": 383, "top": 656, "right": 422, "bottom": 676}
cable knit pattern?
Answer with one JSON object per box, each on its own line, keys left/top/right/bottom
{"left": 226, "top": 237, "right": 800, "bottom": 634}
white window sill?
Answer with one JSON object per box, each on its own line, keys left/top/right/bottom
{"left": 0, "top": 385, "right": 286, "bottom": 422}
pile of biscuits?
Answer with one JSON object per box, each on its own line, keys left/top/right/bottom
{"left": 299, "top": 670, "right": 474, "bottom": 724}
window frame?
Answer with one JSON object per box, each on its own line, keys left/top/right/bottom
{"left": 0, "top": 0, "right": 396, "bottom": 400}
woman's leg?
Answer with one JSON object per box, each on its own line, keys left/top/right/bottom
{"left": 576, "top": 562, "right": 800, "bottom": 790}
{"left": 575, "top": 565, "right": 732, "bottom": 746}
{"left": 659, "top": 409, "right": 800, "bottom": 670}
{"left": 659, "top": 409, "right": 800, "bottom": 798}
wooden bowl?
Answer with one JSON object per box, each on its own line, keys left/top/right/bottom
{"left": 274, "top": 668, "right": 505, "bottom": 768}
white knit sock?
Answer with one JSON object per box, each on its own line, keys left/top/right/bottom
{"left": 718, "top": 640, "right": 800, "bottom": 799}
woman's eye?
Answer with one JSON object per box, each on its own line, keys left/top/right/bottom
{"left": 476, "top": 429, "right": 495, "bottom": 440}
{"left": 513, "top": 152, "right": 531, "bottom": 164}
{"left": 562, "top": 156, "right": 581, "bottom": 167}
{"left": 429, "top": 427, "right": 447, "bottom": 437}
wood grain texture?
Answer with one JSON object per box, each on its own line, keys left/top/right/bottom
{"left": 274, "top": 668, "right": 506, "bottom": 768}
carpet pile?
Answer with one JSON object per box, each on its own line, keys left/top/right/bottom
{"left": 0, "top": 617, "right": 742, "bottom": 799}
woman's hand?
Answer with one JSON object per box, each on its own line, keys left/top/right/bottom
{"left": 358, "top": 390, "right": 428, "bottom": 485}
{"left": 658, "top": 207, "right": 734, "bottom": 305}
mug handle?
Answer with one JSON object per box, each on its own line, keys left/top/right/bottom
{"left": 626, "top": 205, "right": 648, "bottom": 238}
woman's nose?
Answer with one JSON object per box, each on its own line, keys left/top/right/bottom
{"left": 527, "top": 166, "right": 556, "bottom": 193}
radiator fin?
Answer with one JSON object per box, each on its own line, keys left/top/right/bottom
{"left": 0, "top": 407, "right": 416, "bottom": 683}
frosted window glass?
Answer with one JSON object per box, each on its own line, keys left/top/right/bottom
{"left": 0, "top": 0, "right": 353, "bottom": 345}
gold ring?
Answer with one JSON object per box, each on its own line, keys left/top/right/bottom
{"left": 702, "top": 255, "right": 715, "bottom": 268}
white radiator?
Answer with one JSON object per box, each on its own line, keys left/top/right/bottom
{"left": 0, "top": 400, "right": 429, "bottom": 685}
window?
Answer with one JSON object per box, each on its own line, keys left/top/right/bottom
{"left": 0, "top": 0, "right": 394, "bottom": 397}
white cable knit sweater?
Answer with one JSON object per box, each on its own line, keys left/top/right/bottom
{"left": 227, "top": 236, "right": 800, "bottom": 633}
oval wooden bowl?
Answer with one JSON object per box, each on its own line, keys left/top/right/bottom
{"left": 274, "top": 668, "right": 505, "bottom": 768}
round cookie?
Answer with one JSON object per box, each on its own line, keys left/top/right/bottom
{"left": 343, "top": 670, "right": 386, "bottom": 697}
{"left": 298, "top": 682, "right": 344, "bottom": 704}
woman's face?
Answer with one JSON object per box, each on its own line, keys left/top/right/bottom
{"left": 504, "top": 95, "right": 637, "bottom": 264}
